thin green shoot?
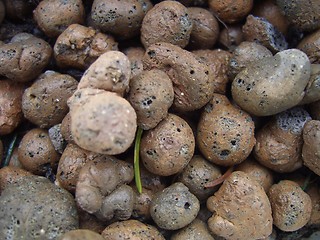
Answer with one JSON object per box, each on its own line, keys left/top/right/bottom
{"left": 134, "top": 127, "right": 143, "bottom": 194}
{"left": 2, "top": 133, "right": 18, "bottom": 167}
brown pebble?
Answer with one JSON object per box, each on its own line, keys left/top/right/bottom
{"left": 187, "top": 7, "right": 219, "bottom": 50}
{"left": 143, "top": 42, "right": 214, "bottom": 112}
{"left": 141, "top": 0, "right": 193, "bottom": 48}
{"left": 197, "top": 94, "right": 255, "bottom": 166}
{"left": 128, "top": 69, "right": 174, "bottom": 130}
{"left": 18, "top": 128, "right": 60, "bottom": 175}
{"left": 228, "top": 41, "right": 272, "bottom": 80}
{"left": 69, "top": 90, "right": 137, "bottom": 155}
{"left": 242, "top": 15, "right": 288, "bottom": 53}
{"left": 54, "top": 24, "right": 118, "bottom": 70}
{"left": 208, "top": 0, "right": 253, "bottom": 23}
{"left": 102, "top": 219, "right": 165, "bottom": 239}
{"left": 56, "top": 143, "right": 94, "bottom": 193}
{"left": 193, "top": 49, "right": 232, "bottom": 94}
{"left": 0, "top": 33, "right": 52, "bottom": 82}
{"left": 0, "top": 166, "right": 32, "bottom": 193}
{"left": 276, "top": 0, "right": 320, "bottom": 32}
{"left": 254, "top": 107, "right": 311, "bottom": 172}
{"left": 302, "top": 120, "right": 320, "bottom": 176}
{"left": 236, "top": 157, "right": 274, "bottom": 192}
{"left": 0, "top": 79, "right": 25, "bottom": 135}
{"left": 207, "top": 171, "right": 272, "bottom": 239}
{"left": 34, "top": 0, "right": 85, "bottom": 38}
{"left": 59, "top": 229, "right": 105, "bottom": 240}
{"left": 268, "top": 180, "right": 312, "bottom": 232}
{"left": 252, "top": 0, "right": 289, "bottom": 36}
{"left": 140, "top": 113, "right": 195, "bottom": 176}
{"left": 218, "top": 24, "right": 244, "bottom": 50}
{"left": 298, "top": 28, "right": 320, "bottom": 64}
{"left": 91, "top": 0, "right": 153, "bottom": 40}
{"left": 22, "top": 71, "right": 78, "bottom": 128}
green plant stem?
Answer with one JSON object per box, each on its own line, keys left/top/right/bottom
{"left": 2, "top": 133, "right": 17, "bottom": 167}
{"left": 134, "top": 127, "right": 143, "bottom": 194}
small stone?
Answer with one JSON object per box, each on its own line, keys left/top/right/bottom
{"left": 150, "top": 182, "right": 200, "bottom": 230}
